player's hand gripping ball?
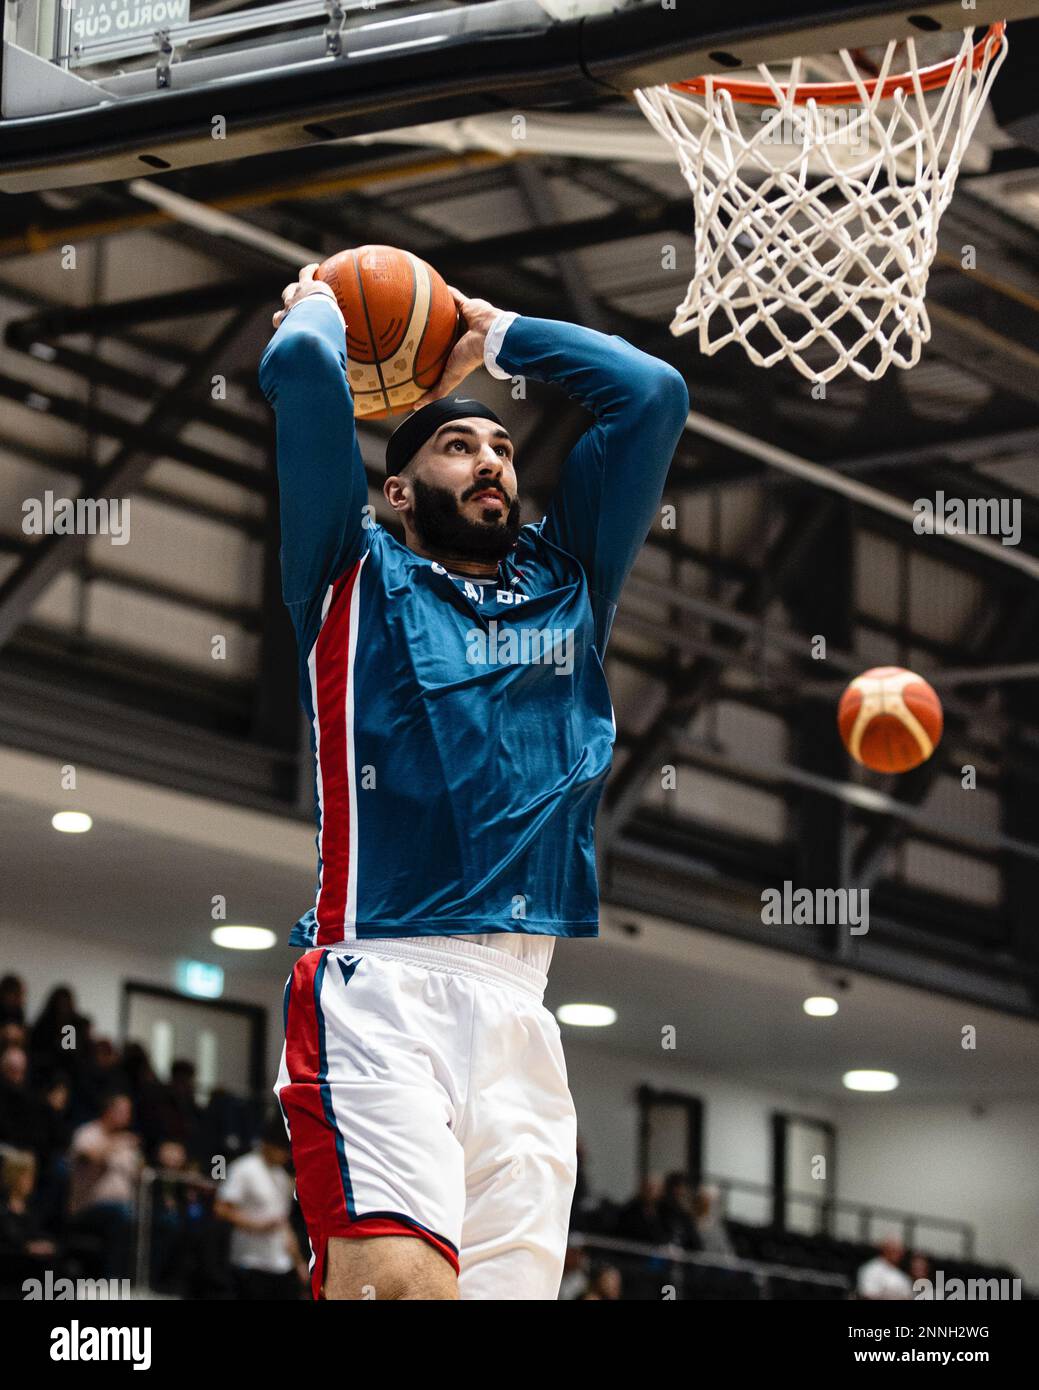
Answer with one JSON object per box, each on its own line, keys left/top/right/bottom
{"left": 838, "top": 666, "right": 943, "bottom": 773}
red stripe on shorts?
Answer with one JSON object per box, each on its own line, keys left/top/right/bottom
{"left": 280, "top": 949, "right": 459, "bottom": 1298}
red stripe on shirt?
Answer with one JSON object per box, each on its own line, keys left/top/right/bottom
{"left": 313, "top": 561, "right": 361, "bottom": 944}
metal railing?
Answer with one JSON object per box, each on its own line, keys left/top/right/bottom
{"left": 705, "top": 1174, "right": 976, "bottom": 1260}
{"left": 134, "top": 1165, "right": 218, "bottom": 1296}
{"left": 128, "top": 1166, "right": 983, "bottom": 1298}
{"left": 569, "top": 1230, "right": 851, "bottom": 1300}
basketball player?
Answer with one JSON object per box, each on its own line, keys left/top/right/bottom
{"left": 261, "top": 263, "right": 689, "bottom": 1300}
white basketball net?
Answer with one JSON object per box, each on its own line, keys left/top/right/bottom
{"left": 634, "top": 26, "right": 1009, "bottom": 383}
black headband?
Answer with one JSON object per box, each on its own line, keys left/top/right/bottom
{"left": 385, "top": 397, "right": 506, "bottom": 476}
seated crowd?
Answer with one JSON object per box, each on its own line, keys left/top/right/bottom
{"left": 0, "top": 973, "right": 307, "bottom": 1299}
{"left": 563, "top": 1145, "right": 1021, "bottom": 1302}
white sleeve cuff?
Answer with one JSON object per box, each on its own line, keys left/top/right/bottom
{"left": 484, "top": 311, "right": 520, "bottom": 379}
{"left": 294, "top": 289, "right": 346, "bottom": 336}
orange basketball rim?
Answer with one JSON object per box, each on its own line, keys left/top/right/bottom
{"left": 670, "top": 22, "right": 1007, "bottom": 107}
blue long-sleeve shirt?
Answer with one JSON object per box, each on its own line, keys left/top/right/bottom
{"left": 259, "top": 296, "right": 689, "bottom": 946}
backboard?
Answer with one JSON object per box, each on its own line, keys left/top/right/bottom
{"left": 1, "top": 0, "right": 1036, "bottom": 192}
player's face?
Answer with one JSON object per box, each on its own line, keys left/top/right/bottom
{"left": 406, "top": 418, "right": 522, "bottom": 562}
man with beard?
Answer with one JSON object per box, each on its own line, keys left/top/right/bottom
{"left": 260, "top": 262, "right": 689, "bottom": 1302}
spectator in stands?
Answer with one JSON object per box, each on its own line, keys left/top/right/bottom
{"left": 694, "top": 1183, "right": 734, "bottom": 1257}
{"left": 197, "top": 1086, "right": 250, "bottom": 1173}
{"left": 0, "top": 1147, "right": 82, "bottom": 1297}
{"left": 39, "top": 1072, "right": 73, "bottom": 1142}
{"left": 857, "top": 1237, "right": 912, "bottom": 1300}
{"left": 214, "top": 1118, "right": 307, "bottom": 1300}
{"left": 34, "top": 1072, "right": 74, "bottom": 1230}
{"left": 121, "top": 1044, "right": 167, "bottom": 1159}
{"left": 0, "top": 975, "right": 26, "bottom": 1027}
{"left": 67, "top": 1092, "right": 142, "bottom": 1280}
{"left": 558, "top": 1239, "right": 590, "bottom": 1300}
{"left": 145, "top": 1140, "right": 228, "bottom": 1301}
{"left": 617, "top": 1175, "right": 668, "bottom": 1245}
{"left": 659, "top": 1172, "right": 702, "bottom": 1250}
{"left": 0, "top": 1045, "right": 46, "bottom": 1155}
{"left": 27, "top": 984, "right": 89, "bottom": 1112}
{"left": 0, "top": 1149, "right": 55, "bottom": 1265}
{"left": 28, "top": 986, "right": 87, "bottom": 1086}
{"left": 908, "top": 1252, "right": 933, "bottom": 1298}
{"left": 0, "top": 1023, "right": 26, "bottom": 1052}
{"left": 579, "top": 1262, "right": 622, "bottom": 1300}
{"left": 150, "top": 1139, "right": 192, "bottom": 1294}
{"left": 78, "top": 1037, "right": 128, "bottom": 1119}
{"left": 158, "top": 1060, "right": 204, "bottom": 1159}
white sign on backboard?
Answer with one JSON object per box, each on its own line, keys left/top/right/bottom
{"left": 69, "top": 0, "right": 191, "bottom": 64}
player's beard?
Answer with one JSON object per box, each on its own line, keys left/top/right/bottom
{"left": 410, "top": 476, "right": 522, "bottom": 563}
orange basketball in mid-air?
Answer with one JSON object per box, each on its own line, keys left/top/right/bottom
{"left": 315, "top": 245, "right": 461, "bottom": 419}
{"left": 837, "top": 666, "right": 943, "bottom": 773}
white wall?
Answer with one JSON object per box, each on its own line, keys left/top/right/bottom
{"left": 0, "top": 921, "right": 285, "bottom": 1085}
{"left": 564, "top": 1037, "right": 836, "bottom": 1227}
{"left": 835, "top": 1098, "right": 1039, "bottom": 1286}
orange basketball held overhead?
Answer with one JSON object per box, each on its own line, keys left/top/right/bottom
{"left": 315, "top": 245, "right": 461, "bottom": 418}
{"left": 837, "top": 667, "right": 944, "bottom": 774}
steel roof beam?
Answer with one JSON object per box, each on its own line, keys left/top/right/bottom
{"left": 0, "top": 306, "right": 261, "bottom": 649}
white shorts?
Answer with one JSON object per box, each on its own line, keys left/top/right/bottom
{"left": 274, "top": 934, "right": 578, "bottom": 1300}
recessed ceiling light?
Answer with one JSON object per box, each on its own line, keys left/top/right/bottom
{"left": 211, "top": 925, "right": 277, "bottom": 951}
{"left": 556, "top": 1003, "right": 617, "bottom": 1028}
{"left": 804, "top": 996, "right": 839, "bottom": 1017}
{"left": 52, "top": 811, "right": 92, "bottom": 834}
{"left": 843, "top": 1069, "right": 899, "bottom": 1092}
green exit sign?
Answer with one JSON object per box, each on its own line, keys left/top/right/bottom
{"left": 176, "top": 960, "right": 224, "bottom": 999}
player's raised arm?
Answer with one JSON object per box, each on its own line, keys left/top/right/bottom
{"left": 486, "top": 310, "right": 690, "bottom": 649}
{"left": 258, "top": 264, "right": 370, "bottom": 606}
